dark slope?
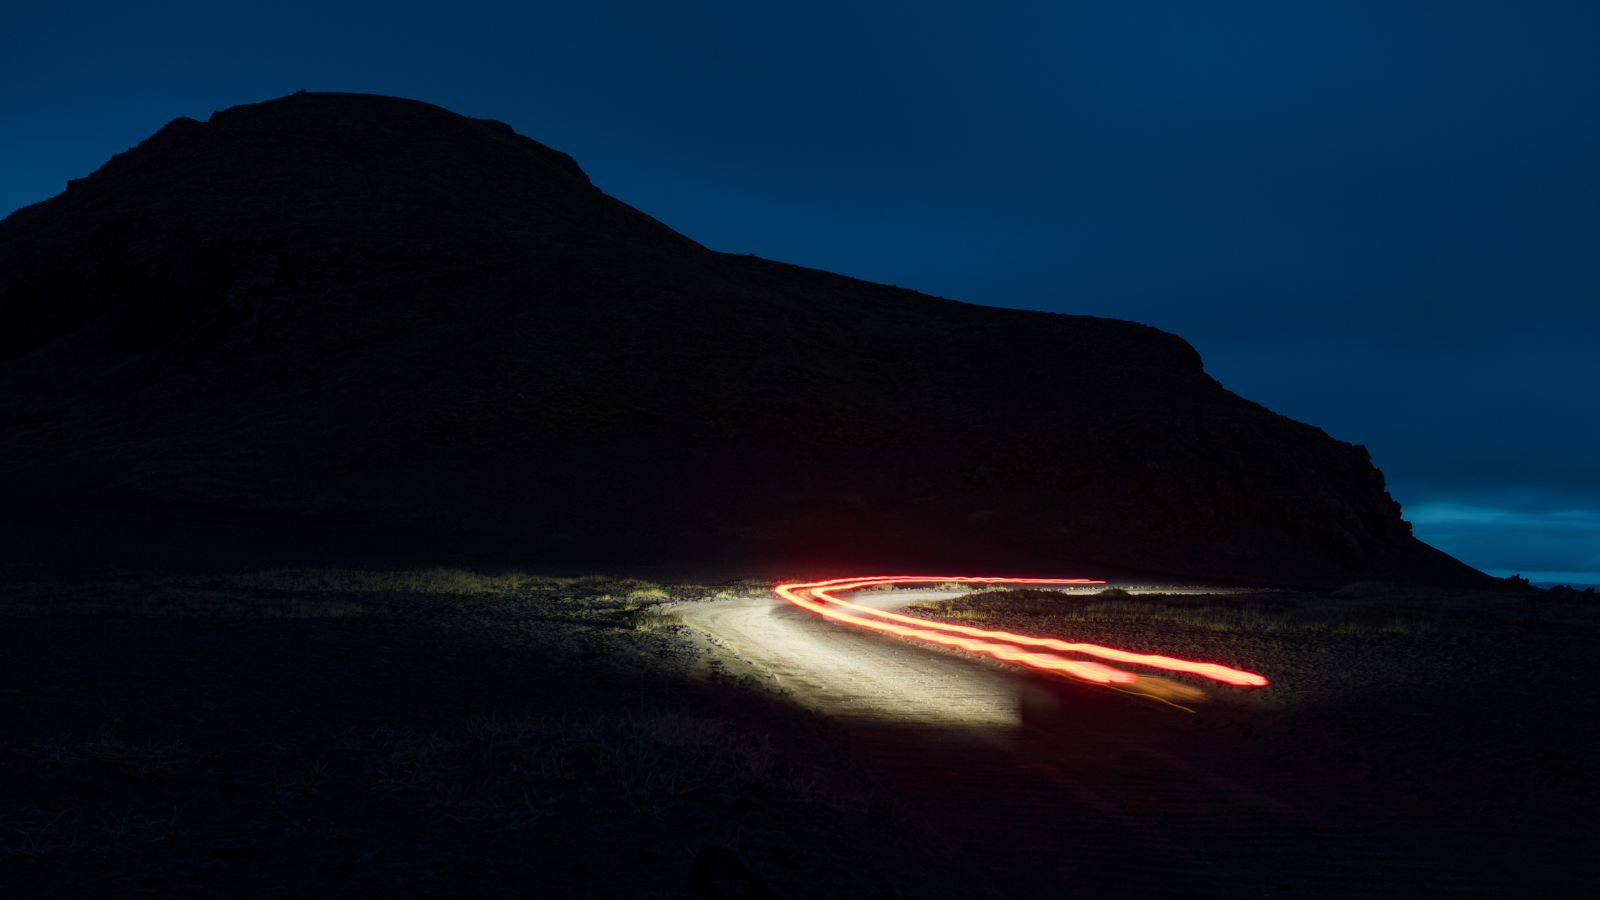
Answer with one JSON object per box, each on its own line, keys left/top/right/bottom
{"left": 0, "top": 92, "right": 1483, "bottom": 587}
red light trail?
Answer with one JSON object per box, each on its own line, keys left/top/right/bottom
{"left": 774, "top": 576, "right": 1268, "bottom": 688}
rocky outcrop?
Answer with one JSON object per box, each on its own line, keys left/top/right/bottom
{"left": 0, "top": 92, "right": 1487, "bottom": 587}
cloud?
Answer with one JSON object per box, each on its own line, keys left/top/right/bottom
{"left": 1406, "top": 501, "right": 1600, "bottom": 581}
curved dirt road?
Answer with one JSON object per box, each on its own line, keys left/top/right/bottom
{"left": 682, "top": 589, "right": 1590, "bottom": 899}
{"left": 682, "top": 590, "right": 1026, "bottom": 730}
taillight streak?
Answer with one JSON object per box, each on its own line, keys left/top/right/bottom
{"left": 774, "top": 576, "right": 1268, "bottom": 688}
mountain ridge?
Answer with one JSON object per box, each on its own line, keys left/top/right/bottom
{"left": 0, "top": 91, "right": 1485, "bottom": 588}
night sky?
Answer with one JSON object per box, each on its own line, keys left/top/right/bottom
{"left": 4, "top": 1, "right": 1596, "bottom": 583}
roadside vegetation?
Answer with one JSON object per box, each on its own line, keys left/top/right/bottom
{"left": 0, "top": 568, "right": 768, "bottom": 619}
{"left": 1, "top": 564, "right": 928, "bottom": 899}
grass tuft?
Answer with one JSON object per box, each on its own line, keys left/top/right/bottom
{"left": 1, "top": 809, "right": 80, "bottom": 857}
{"left": 0, "top": 568, "right": 687, "bottom": 617}
{"left": 628, "top": 609, "right": 682, "bottom": 632}
{"left": 26, "top": 735, "right": 187, "bottom": 776}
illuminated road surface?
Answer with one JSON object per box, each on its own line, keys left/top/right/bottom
{"left": 680, "top": 586, "right": 1028, "bottom": 729}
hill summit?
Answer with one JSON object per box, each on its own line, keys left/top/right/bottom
{"left": 0, "top": 92, "right": 1482, "bottom": 586}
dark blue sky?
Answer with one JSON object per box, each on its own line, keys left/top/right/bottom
{"left": 4, "top": 1, "right": 1597, "bottom": 581}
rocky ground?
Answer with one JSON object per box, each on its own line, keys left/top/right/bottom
{"left": 8, "top": 570, "right": 1597, "bottom": 898}
{"left": 900, "top": 585, "right": 1600, "bottom": 858}
{"left": 0, "top": 568, "right": 967, "bottom": 899}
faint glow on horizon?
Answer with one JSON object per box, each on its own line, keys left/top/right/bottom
{"left": 1406, "top": 502, "right": 1600, "bottom": 583}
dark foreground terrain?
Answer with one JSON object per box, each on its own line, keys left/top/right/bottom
{"left": 1, "top": 566, "right": 948, "bottom": 899}
{"left": 5, "top": 561, "right": 1598, "bottom": 899}
{"left": 902, "top": 584, "right": 1600, "bottom": 894}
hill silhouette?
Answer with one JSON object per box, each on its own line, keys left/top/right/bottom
{"left": 0, "top": 92, "right": 1484, "bottom": 587}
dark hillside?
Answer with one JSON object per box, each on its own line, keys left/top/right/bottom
{"left": 0, "top": 91, "right": 1484, "bottom": 587}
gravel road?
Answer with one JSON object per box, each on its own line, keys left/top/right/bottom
{"left": 682, "top": 590, "right": 1024, "bottom": 730}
